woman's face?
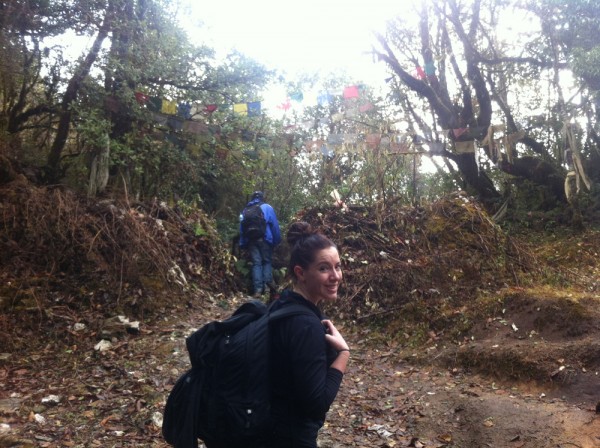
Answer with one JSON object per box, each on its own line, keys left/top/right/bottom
{"left": 294, "top": 246, "right": 342, "bottom": 305}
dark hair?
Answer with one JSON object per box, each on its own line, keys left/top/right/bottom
{"left": 251, "top": 191, "right": 264, "bottom": 201}
{"left": 287, "top": 221, "right": 337, "bottom": 281}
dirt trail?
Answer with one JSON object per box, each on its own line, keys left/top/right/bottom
{"left": 2, "top": 292, "right": 599, "bottom": 448}
{"left": 317, "top": 282, "right": 600, "bottom": 448}
{"left": 321, "top": 340, "right": 600, "bottom": 447}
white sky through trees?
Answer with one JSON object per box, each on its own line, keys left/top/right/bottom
{"left": 182, "top": 0, "right": 414, "bottom": 82}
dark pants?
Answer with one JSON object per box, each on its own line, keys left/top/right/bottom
{"left": 248, "top": 239, "right": 273, "bottom": 294}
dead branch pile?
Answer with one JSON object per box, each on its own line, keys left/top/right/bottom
{"left": 297, "top": 192, "right": 535, "bottom": 322}
{"left": 0, "top": 177, "right": 234, "bottom": 311}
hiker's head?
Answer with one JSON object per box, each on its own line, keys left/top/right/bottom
{"left": 287, "top": 221, "right": 342, "bottom": 304}
{"left": 251, "top": 191, "right": 264, "bottom": 201}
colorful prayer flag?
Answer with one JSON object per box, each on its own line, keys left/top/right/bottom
{"left": 177, "top": 102, "right": 192, "bottom": 119}
{"left": 428, "top": 141, "right": 445, "bottom": 155}
{"left": 233, "top": 103, "right": 248, "bottom": 115}
{"left": 452, "top": 128, "right": 468, "bottom": 139}
{"left": 148, "top": 96, "right": 161, "bottom": 112}
{"left": 359, "top": 102, "right": 374, "bottom": 113}
{"left": 343, "top": 85, "right": 359, "bottom": 99}
{"left": 317, "top": 92, "right": 333, "bottom": 106}
{"left": 161, "top": 99, "right": 177, "bottom": 115}
{"left": 135, "top": 92, "right": 149, "bottom": 105}
{"left": 277, "top": 99, "right": 291, "bottom": 111}
{"left": 247, "top": 101, "right": 261, "bottom": 116}
{"left": 454, "top": 140, "right": 476, "bottom": 154}
{"left": 183, "top": 121, "right": 209, "bottom": 134}
{"left": 167, "top": 116, "right": 184, "bottom": 131}
{"left": 424, "top": 61, "right": 436, "bottom": 76}
{"left": 366, "top": 134, "right": 381, "bottom": 148}
{"left": 289, "top": 91, "right": 304, "bottom": 102}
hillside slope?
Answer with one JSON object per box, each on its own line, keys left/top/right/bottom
{"left": 1, "top": 184, "right": 599, "bottom": 447}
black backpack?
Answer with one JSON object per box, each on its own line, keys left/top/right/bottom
{"left": 162, "top": 299, "right": 313, "bottom": 448}
{"left": 241, "top": 203, "right": 267, "bottom": 241}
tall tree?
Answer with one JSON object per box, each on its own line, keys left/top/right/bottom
{"left": 46, "top": 2, "right": 113, "bottom": 178}
{"left": 531, "top": 0, "right": 600, "bottom": 163}
{"left": 0, "top": 0, "right": 276, "bottom": 204}
{"left": 373, "top": 0, "right": 595, "bottom": 213}
{"left": 0, "top": 0, "right": 90, "bottom": 135}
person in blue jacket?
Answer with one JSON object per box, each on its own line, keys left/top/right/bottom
{"left": 267, "top": 221, "right": 349, "bottom": 447}
{"left": 239, "top": 191, "right": 282, "bottom": 297}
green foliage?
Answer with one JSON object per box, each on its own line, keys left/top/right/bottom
{"left": 74, "top": 108, "right": 112, "bottom": 149}
{"left": 2, "top": 0, "right": 599, "bottom": 231}
{"left": 572, "top": 47, "right": 600, "bottom": 83}
{"left": 193, "top": 223, "right": 208, "bottom": 237}
{"left": 419, "top": 170, "right": 459, "bottom": 202}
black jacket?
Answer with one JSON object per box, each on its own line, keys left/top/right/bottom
{"left": 268, "top": 290, "right": 344, "bottom": 448}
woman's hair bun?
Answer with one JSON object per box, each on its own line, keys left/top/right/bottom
{"left": 286, "top": 221, "right": 315, "bottom": 246}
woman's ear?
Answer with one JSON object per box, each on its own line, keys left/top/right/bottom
{"left": 293, "top": 265, "right": 304, "bottom": 281}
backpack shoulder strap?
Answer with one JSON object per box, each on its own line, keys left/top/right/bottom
{"left": 233, "top": 299, "right": 267, "bottom": 317}
{"left": 268, "top": 303, "right": 315, "bottom": 322}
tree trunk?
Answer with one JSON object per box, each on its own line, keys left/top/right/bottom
{"left": 500, "top": 156, "right": 567, "bottom": 206}
{"left": 46, "top": 13, "right": 111, "bottom": 181}
{"left": 88, "top": 134, "right": 110, "bottom": 197}
{"left": 453, "top": 153, "right": 500, "bottom": 200}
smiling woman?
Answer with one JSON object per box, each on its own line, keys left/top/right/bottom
{"left": 265, "top": 220, "right": 350, "bottom": 448}
{"left": 181, "top": 0, "right": 412, "bottom": 78}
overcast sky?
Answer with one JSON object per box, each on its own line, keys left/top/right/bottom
{"left": 181, "top": 0, "right": 417, "bottom": 83}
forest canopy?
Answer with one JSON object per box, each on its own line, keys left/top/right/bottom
{"left": 0, "top": 0, "right": 598, "bottom": 233}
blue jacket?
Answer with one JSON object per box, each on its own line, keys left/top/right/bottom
{"left": 239, "top": 199, "right": 281, "bottom": 248}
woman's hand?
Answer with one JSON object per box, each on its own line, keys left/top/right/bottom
{"left": 322, "top": 319, "right": 350, "bottom": 373}
{"left": 322, "top": 319, "right": 349, "bottom": 352}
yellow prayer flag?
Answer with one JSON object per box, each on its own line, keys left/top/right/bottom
{"left": 161, "top": 99, "right": 177, "bottom": 115}
{"left": 233, "top": 103, "right": 248, "bottom": 115}
{"left": 454, "top": 140, "right": 476, "bottom": 154}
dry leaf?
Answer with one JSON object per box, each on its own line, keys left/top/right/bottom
{"left": 437, "top": 433, "right": 453, "bottom": 443}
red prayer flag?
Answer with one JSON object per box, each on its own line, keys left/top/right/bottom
{"left": 134, "top": 92, "right": 149, "bottom": 104}
{"left": 359, "top": 103, "right": 374, "bottom": 113}
{"left": 343, "top": 85, "right": 359, "bottom": 99}
{"left": 452, "top": 128, "right": 468, "bottom": 138}
{"left": 277, "top": 99, "right": 291, "bottom": 111}
{"left": 366, "top": 134, "right": 381, "bottom": 148}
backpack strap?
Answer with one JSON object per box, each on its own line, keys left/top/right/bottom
{"left": 268, "top": 303, "right": 315, "bottom": 322}
{"left": 233, "top": 299, "right": 267, "bottom": 317}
